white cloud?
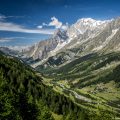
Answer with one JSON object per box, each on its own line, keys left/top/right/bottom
{"left": 61, "top": 23, "right": 68, "bottom": 30}
{"left": 40, "top": 16, "right": 68, "bottom": 30}
{"left": 37, "top": 25, "right": 43, "bottom": 29}
{"left": 61, "top": 25, "right": 67, "bottom": 30}
{"left": 0, "top": 36, "right": 44, "bottom": 43}
{"left": 0, "top": 14, "right": 54, "bottom": 34}
{"left": 0, "top": 22, "right": 54, "bottom": 34}
{"left": 0, "top": 14, "right": 26, "bottom": 20}
{"left": 42, "top": 22, "right": 48, "bottom": 26}
{"left": 0, "top": 37, "right": 27, "bottom": 43}
{"left": 49, "top": 16, "right": 62, "bottom": 28}
{"left": 0, "top": 38, "right": 14, "bottom": 43}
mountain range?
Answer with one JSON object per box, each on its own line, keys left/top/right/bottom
{"left": 11, "top": 17, "right": 118, "bottom": 68}
{"left": 1, "top": 17, "right": 120, "bottom": 69}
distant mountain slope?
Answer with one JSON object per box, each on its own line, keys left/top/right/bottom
{"left": 0, "top": 47, "right": 20, "bottom": 56}
{"left": 19, "top": 18, "right": 110, "bottom": 66}
{"left": 35, "top": 17, "right": 120, "bottom": 69}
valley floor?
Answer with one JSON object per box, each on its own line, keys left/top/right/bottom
{"left": 37, "top": 52, "right": 120, "bottom": 119}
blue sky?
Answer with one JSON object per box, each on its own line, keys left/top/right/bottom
{"left": 0, "top": 0, "right": 120, "bottom": 46}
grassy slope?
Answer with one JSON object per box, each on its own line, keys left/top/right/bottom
{"left": 37, "top": 52, "right": 120, "bottom": 117}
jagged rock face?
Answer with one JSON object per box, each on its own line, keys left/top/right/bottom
{"left": 75, "top": 18, "right": 120, "bottom": 54}
{"left": 22, "top": 29, "right": 68, "bottom": 60}
{"left": 23, "top": 39, "right": 58, "bottom": 60}
{"left": 65, "top": 18, "right": 120, "bottom": 52}
{"left": 53, "top": 29, "right": 68, "bottom": 42}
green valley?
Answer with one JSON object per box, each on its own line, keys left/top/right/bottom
{"left": 36, "top": 52, "right": 120, "bottom": 119}
{"left": 0, "top": 51, "right": 119, "bottom": 120}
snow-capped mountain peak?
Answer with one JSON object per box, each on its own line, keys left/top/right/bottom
{"left": 67, "top": 18, "right": 110, "bottom": 38}
{"left": 77, "top": 18, "right": 109, "bottom": 26}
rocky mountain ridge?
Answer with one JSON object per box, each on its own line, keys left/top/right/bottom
{"left": 32, "top": 17, "right": 120, "bottom": 68}
{"left": 1, "top": 17, "right": 120, "bottom": 68}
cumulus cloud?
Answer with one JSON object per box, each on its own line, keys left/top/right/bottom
{"left": 40, "top": 16, "right": 68, "bottom": 30}
{"left": 37, "top": 25, "right": 43, "bottom": 29}
{"left": 49, "top": 16, "right": 62, "bottom": 28}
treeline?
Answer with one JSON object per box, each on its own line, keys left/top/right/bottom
{"left": 0, "top": 53, "right": 115, "bottom": 120}
{"left": 0, "top": 54, "right": 54, "bottom": 120}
